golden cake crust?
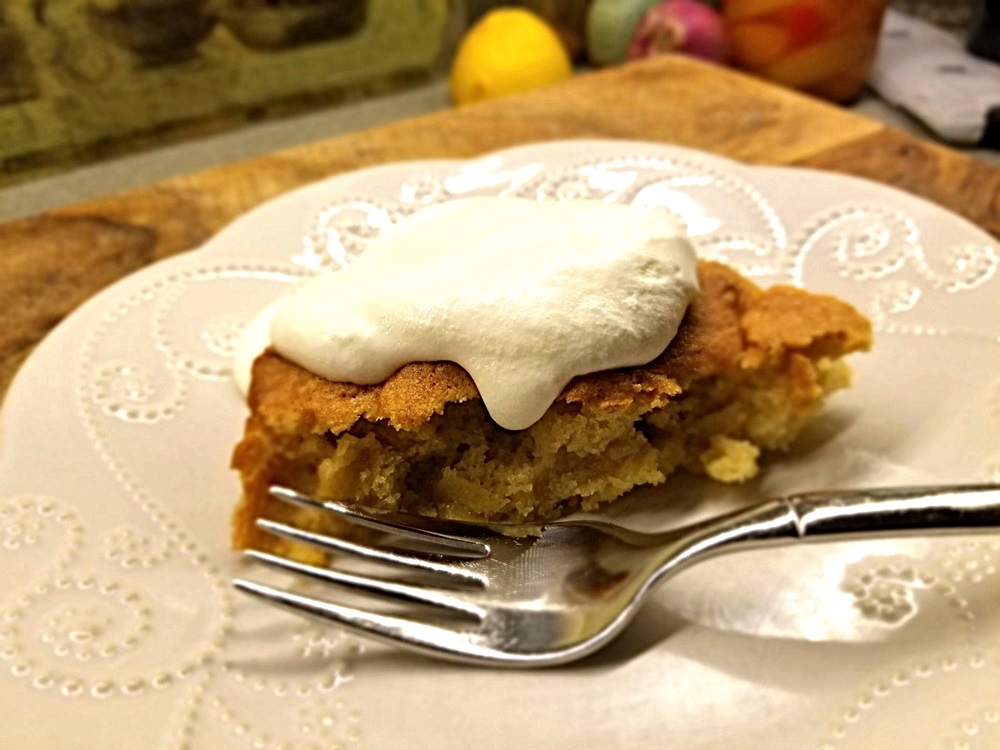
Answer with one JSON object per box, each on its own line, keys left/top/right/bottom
{"left": 238, "top": 261, "right": 871, "bottom": 438}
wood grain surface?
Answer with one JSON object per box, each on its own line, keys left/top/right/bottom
{"left": 1, "top": 55, "right": 997, "bottom": 400}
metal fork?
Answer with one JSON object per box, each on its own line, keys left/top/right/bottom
{"left": 235, "top": 483, "right": 1000, "bottom": 667}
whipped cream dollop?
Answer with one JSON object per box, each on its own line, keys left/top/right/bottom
{"left": 234, "top": 197, "right": 699, "bottom": 430}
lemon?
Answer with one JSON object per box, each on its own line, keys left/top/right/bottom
{"left": 450, "top": 8, "right": 573, "bottom": 106}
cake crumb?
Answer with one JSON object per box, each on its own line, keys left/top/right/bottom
{"left": 701, "top": 435, "right": 761, "bottom": 483}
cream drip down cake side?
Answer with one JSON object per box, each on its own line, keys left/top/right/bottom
{"left": 231, "top": 198, "right": 871, "bottom": 557}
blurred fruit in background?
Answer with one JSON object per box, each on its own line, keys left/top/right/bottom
{"left": 586, "top": 0, "right": 660, "bottom": 65}
{"left": 723, "top": 0, "right": 889, "bottom": 102}
{"left": 449, "top": 8, "right": 572, "bottom": 105}
{"left": 626, "top": 0, "right": 728, "bottom": 62}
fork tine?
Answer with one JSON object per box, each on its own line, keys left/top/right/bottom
{"left": 269, "top": 486, "right": 491, "bottom": 558}
{"left": 245, "top": 550, "right": 485, "bottom": 618}
{"left": 233, "top": 578, "right": 505, "bottom": 665}
{"left": 255, "top": 519, "right": 487, "bottom": 588}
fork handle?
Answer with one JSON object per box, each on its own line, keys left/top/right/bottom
{"left": 639, "top": 485, "right": 1000, "bottom": 595}
{"left": 782, "top": 484, "right": 1000, "bottom": 540}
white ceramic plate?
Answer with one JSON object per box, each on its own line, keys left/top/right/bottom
{"left": 2, "top": 140, "right": 998, "bottom": 750}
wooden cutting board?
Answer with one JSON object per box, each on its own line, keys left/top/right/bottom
{"left": 1, "top": 55, "right": 998, "bottom": 399}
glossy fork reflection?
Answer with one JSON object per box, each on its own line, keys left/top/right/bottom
{"left": 234, "top": 484, "right": 1000, "bottom": 667}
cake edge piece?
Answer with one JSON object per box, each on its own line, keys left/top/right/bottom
{"left": 231, "top": 261, "right": 872, "bottom": 553}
